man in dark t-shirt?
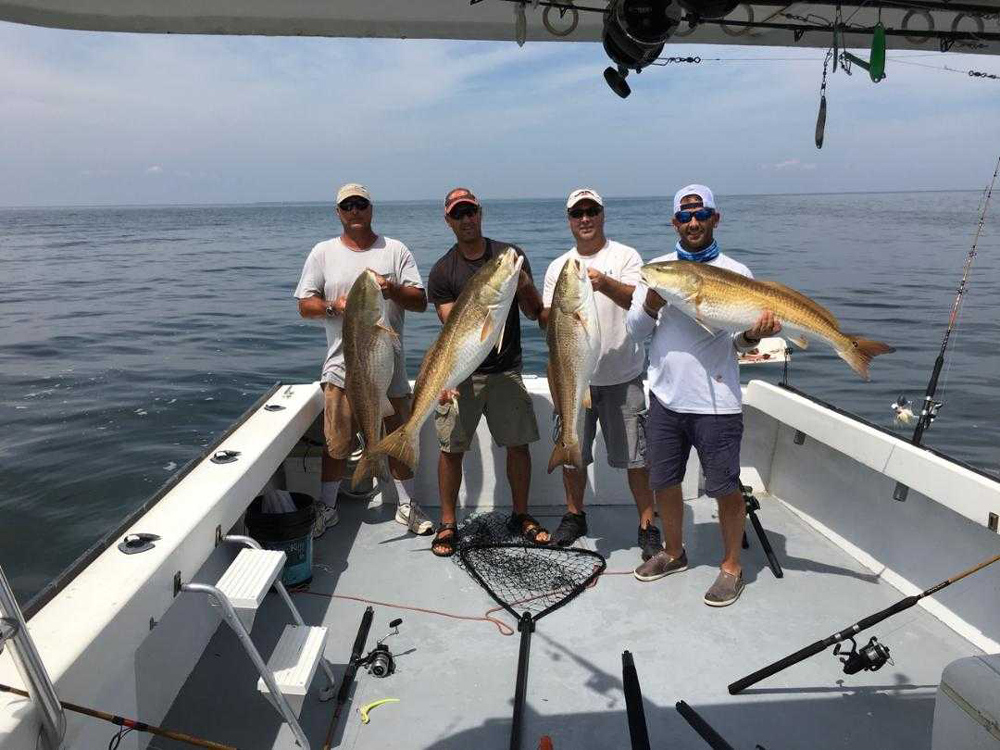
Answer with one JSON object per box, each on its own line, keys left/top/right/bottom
{"left": 425, "top": 187, "right": 547, "bottom": 556}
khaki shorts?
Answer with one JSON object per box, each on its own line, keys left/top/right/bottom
{"left": 323, "top": 383, "right": 411, "bottom": 460}
{"left": 434, "top": 370, "right": 540, "bottom": 454}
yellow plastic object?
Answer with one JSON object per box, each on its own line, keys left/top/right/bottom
{"left": 358, "top": 698, "right": 400, "bottom": 725}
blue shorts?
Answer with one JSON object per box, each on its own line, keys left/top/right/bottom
{"left": 646, "top": 395, "right": 743, "bottom": 497}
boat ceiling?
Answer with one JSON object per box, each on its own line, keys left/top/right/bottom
{"left": 2, "top": 0, "right": 999, "bottom": 56}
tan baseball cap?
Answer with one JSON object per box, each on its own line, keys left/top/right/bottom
{"left": 336, "top": 183, "right": 372, "bottom": 205}
{"left": 566, "top": 188, "right": 604, "bottom": 209}
{"left": 444, "top": 187, "right": 480, "bottom": 214}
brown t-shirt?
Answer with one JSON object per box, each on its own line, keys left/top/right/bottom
{"left": 427, "top": 238, "right": 533, "bottom": 375}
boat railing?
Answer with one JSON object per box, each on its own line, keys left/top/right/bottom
{"left": 0, "top": 563, "right": 65, "bottom": 750}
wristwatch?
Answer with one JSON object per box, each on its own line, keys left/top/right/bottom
{"left": 325, "top": 302, "right": 336, "bottom": 317}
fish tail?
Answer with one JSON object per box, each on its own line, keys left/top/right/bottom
{"left": 350, "top": 450, "right": 387, "bottom": 490}
{"left": 547, "top": 440, "right": 583, "bottom": 474}
{"left": 838, "top": 336, "right": 896, "bottom": 381}
{"left": 372, "top": 426, "right": 419, "bottom": 472}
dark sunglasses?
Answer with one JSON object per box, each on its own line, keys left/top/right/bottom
{"left": 339, "top": 198, "right": 370, "bottom": 212}
{"left": 448, "top": 204, "right": 479, "bottom": 220}
{"left": 568, "top": 206, "right": 603, "bottom": 219}
{"left": 674, "top": 207, "right": 715, "bottom": 223}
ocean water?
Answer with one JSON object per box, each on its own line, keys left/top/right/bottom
{"left": 1, "top": 193, "right": 998, "bottom": 604}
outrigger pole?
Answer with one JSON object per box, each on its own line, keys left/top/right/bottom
{"left": 894, "top": 155, "right": 1000, "bottom": 501}
{"left": 728, "top": 551, "right": 1000, "bottom": 694}
{"left": 0, "top": 683, "right": 237, "bottom": 749}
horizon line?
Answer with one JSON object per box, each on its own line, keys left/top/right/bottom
{"left": 0, "top": 187, "right": 982, "bottom": 211}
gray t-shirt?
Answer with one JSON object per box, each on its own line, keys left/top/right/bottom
{"left": 294, "top": 235, "right": 423, "bottom": 390}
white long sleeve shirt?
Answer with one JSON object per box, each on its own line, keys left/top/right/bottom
{"left": 626, "top": 251, "right": 753, "bottom": 415}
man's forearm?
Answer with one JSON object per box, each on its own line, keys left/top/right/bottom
{"left": 517, "top": 285, "right": 543, "bottom": 321}
{"left": 298, "top": 296, "right": 328, "bottom": 319}
{"left": 599, "top": 279, "right": 636, "bottom": 310}
{"left": 388, "top": 283, "right": 428, "bottom": 313}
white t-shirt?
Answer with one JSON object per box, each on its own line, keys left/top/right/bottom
{"left": 543, "top": 240, "right": 645, "bottom": 387}
{"left": 625, "top": 251, "right": 753, "bottom": 414}
{"left": 293, "top": 236, "right": 423, "bottom": 389}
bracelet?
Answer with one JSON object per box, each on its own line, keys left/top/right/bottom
{"left": 642, "top": 302, "right": 660, "bottom": 319}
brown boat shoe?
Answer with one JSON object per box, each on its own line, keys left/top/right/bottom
{"left": 633, "top": 549, "right": 688, "bottom": 582}
{"left": 703, "top": 568, "right": 745, "bottom": 607}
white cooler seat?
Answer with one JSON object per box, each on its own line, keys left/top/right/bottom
{"left": 932, "top": 654, "right": 1000, "bottom": 749}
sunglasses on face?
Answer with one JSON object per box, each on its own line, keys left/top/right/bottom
{"left": 674, "top": 207, "right": 715, "bottom": 223}
{"left": 448, "top": 204, "right": 479, "bottom": 220}
{"left": 339, "top": 198, "right": 370, "bottom": 212}
{"left": 568, "top": 206, "right": 603, "bottom": 219}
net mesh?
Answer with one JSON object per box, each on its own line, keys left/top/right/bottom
{"left": 456, "top": 511, "right": 606, "bottom": 622}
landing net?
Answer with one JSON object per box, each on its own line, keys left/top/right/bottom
{"left": 456, "top": 512, "right": 606, "bottom": 622}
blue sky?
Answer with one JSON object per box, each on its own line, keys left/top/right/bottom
{"left": 2, "top": 19, "right": 999, "bottom": 206}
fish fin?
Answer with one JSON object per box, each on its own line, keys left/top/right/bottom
{"left": 380, "top": 394, "right": 395, "bottom": 417}
{"left": 480, "top": 316, "right": 493, "bottom": 343}
{"left": 547, "top": 440, "right": 583, "bottom": 474}
{"left": 574, "top": 310, "right": 589, "bottom": 327}
{"left": 495, "top": 318, "right": 507, "bottom": 354}
{"left": 838, "top": 337, "right": 896, "bottom": 381}
{"left": 582, "top": 387, "right": 592, "bottom": 410}
{"left": 758, "top": 281, "right": 839, "bottom": 329}
{"left": 377, "top": 321, "right": 402, "bottom": 353}
{"left": 789, "top": 334, "right": 809, "bottom": 350}
{"left": 371, "top": 426, "right": 419, "bottom": 472}
{"left": 693, "top": 316, "right": 718, "bottom": 336}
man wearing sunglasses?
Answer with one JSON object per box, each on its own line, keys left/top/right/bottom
{"left": 626, "top": 184, "right": 781, "bottom": 607}
{"left": 426, "top": 187, "right": 547, "bottom": 557}
{"left": 295, "top": 183, "right": 432, "bottom": 538}
{"left": 539, "top": 189, "right": 655, "bottom": 559}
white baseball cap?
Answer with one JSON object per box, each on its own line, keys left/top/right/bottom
{"left": 336, "top": 183, "right": 372, "bottom": 205}
{"left": 566, "top": 188, "right": 604, "bottom": 209}
{"left": 673, "top": 184, "right": 716, "bottom": 213}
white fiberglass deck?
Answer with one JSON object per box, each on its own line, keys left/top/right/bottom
{"left": 159, "top": 492, "right": 981, "bottom": 750}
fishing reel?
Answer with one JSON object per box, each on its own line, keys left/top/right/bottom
{"left": 358, "top": 618, "right": 402, "bottom": 678}
{"left": 833, "top": 636, "right": 893, "bottom": 675}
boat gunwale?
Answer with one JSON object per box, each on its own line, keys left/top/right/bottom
{"left": 20, "top": 381, "right": 284, "bottom": 620}
{"left": 777, "top": 382, "right": 1000, "bottom": 486}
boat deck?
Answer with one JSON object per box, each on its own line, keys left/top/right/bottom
{"left": 160, "top": 492, "right": 980, "bottom": 750}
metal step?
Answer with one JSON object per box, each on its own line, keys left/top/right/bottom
{"left": 258, "top": 624, "right": 329, "bottom": 716}
{"left": 215, "top": 548, "right": 285, "bottom": 631}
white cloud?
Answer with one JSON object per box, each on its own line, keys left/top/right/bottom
{"left": 1, "top": 22, "right": 999, "bottom": 206}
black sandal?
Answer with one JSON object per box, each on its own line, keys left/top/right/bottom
{"left": 431, "top": 522, "right": 458, "bottom": 557}
{"left": 507, "top": 513, "right": 551, "bottom": 545}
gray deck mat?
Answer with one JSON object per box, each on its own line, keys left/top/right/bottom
{"left": 159, "top": 494, "right": 982, "bottom": 749}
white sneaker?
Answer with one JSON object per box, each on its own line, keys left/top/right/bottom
{"left": 312, "top": 501, "right": 340, "bottom": 539}
{"left": 395, "top": 501, "right": 433, "bottom": 536}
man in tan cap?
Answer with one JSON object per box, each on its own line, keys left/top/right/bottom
{"left": 540, "top": 188, "right": 655, "bottom": 558}
{"left": 425, "top": 187, "right": 547, "bottom": 557}
{"left": 294, "top": 183, "right": 432, "bottom": 538}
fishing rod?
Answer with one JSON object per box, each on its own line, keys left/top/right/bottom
{"left": 675, "top": 702, "right": 737, "bottom": 750}
{"left": 0, "top": 683, "right": 237, "bottom": 749}
{"left": 322, "top": 605, "right": 374, "bottom": 750}
{"left": 729, "top": 551, "right": 1000, "bottom": 694}
{"left": 893, "top": 155, "right": 1000, "bottom": 502}
{"left": 622, "top": 651, "right": 651, "bottom": 750}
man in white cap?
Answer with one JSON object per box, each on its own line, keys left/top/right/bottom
{"left": 540, "top": 189, "right": 657, "bottom": 560}
{"left": 626, "top": 184, "right": 781, "bottom": 606}
{"left": 294, "top": 183, "right": 433, "bottom": 538}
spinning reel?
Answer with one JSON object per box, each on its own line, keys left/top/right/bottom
{"left": 833, "top": 636, "right": 893, "bottom": 675}
{"left": 357, "top": 618, "right": 402, "bottom": 678}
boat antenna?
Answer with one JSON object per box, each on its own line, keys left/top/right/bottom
{"left": 893, "top": 155, "right": 1000, "bottom": 502}
{"left": 729, "top": 550, "right": 1000, "bottom": 694}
